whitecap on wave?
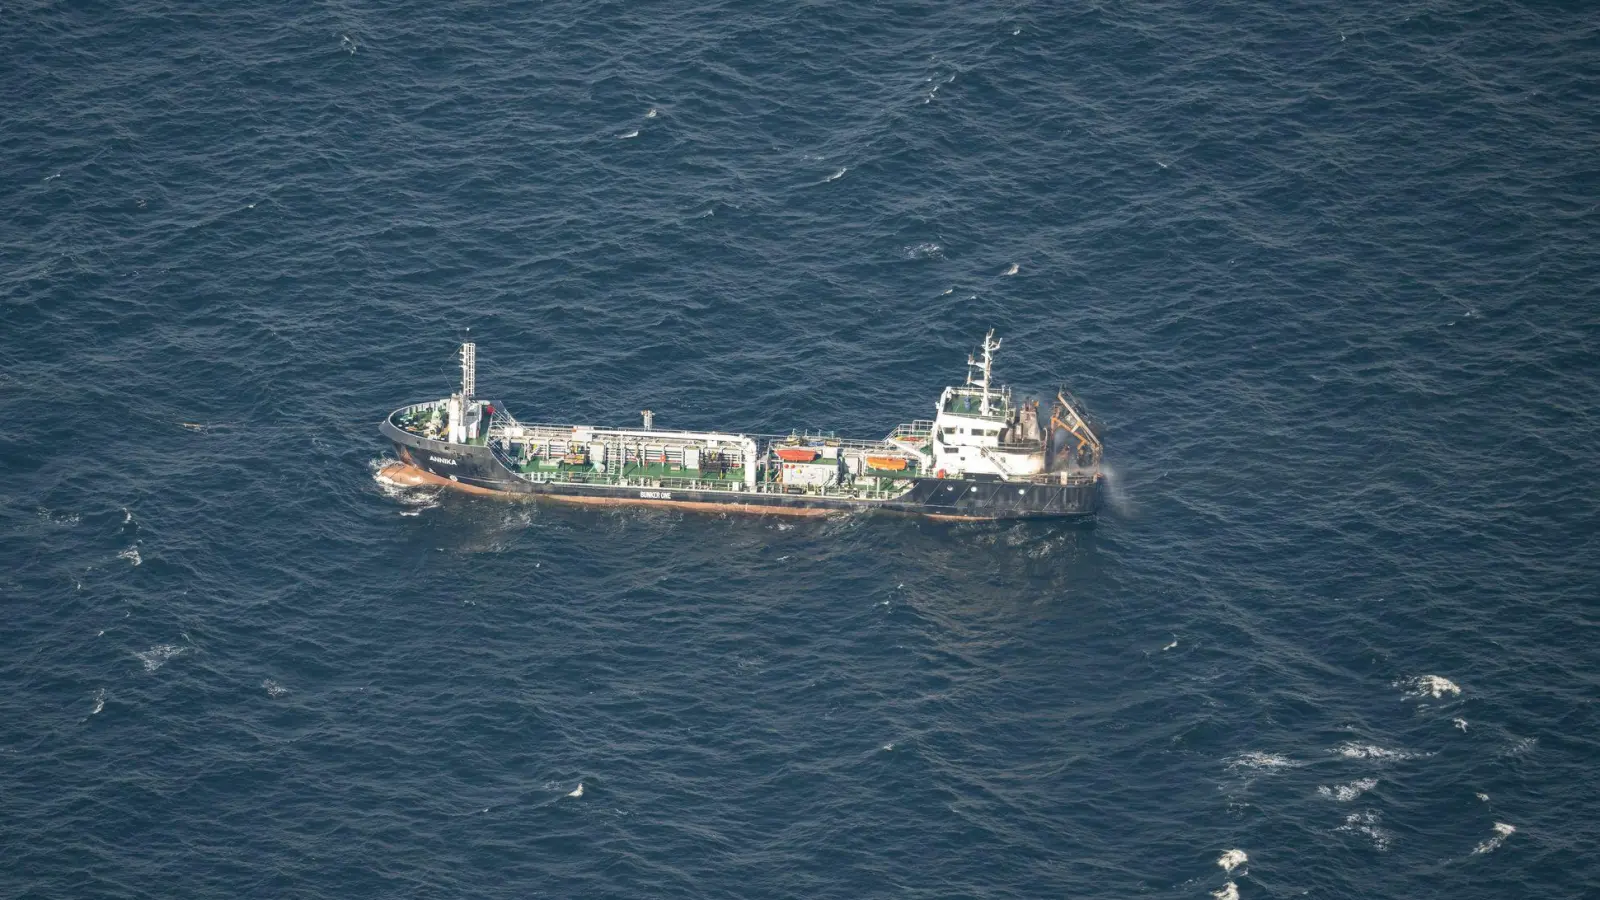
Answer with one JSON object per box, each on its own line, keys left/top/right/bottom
{"left": 1336, "top": 809, "right": 1393, "bottom": 852}
{"left": 136, "top": 644, "right": 185, "bottom": 672}
{"left": 37, "top": 508, "right": 81, "bottom": 527}
{"left": 1318, "top": 777, "right": 1378, "bottom": 802}
{"left": 903, "top": 242, "right": 944, "bottom": 260}
{"left": 1224, "top": 751, "right": 1301, "bottom": 772}
{"left": 1330, "top": 742, "right": 1428, "bottom": 762}
{"left": 1211, "top": 882, "right": 1239, "bottom": 900}
{"left": 1217, "top": 849, "right": 1247, "bottom": 873}
{"left": 89, "top": 688, "right": 106, "bottom": 716}
{"left": 118, "top": 546, "right": 142, "bottom": 566}
{"left": 263, "top": 679, "right": 289, "bottom": 698}
{"left": 1499, "top": 736, "right": 1537, "bottom": 758}
{"left": 1397, "top": 674, "right": 1461, "bottom": 699}
{"left": 822, "top": 167, "right": 847, "bottom": 183}
{"left": 1473, "top": 822, "right": 1515, "bottom": 854}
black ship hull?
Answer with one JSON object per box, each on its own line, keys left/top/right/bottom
{"left": 381, "top": 419, "right": 1098, "bottom": 521}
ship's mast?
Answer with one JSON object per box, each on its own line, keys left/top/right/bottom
{"left": 460, "top": 342, "right": 476, "bottom": 403}
{"left": 448, "top": 341, "right": 476, "bottom": 444}
{"left": 965, "top": 329, "right": 1001, "bottom": 416}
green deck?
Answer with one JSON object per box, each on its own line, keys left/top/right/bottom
{"left": 864, "top": 467, "right": 915, "bottom": 480}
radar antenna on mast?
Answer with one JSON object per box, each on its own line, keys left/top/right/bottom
{"left": 965, "top": 329, "right": 1002, "bottom": 416}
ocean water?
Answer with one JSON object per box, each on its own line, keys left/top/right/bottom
{"left": 2, "top": 0, "right": 1597, "bottom": 897}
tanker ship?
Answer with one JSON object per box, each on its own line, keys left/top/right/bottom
{"left": 378, "top": 331, "right": 1103, "bottom": 520}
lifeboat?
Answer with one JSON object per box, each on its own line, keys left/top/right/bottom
{"left": 776, "top": 447, "right": 819, "bottom": 463}
{"left": 865, "top": 455, "right": 907, "bottom": 471}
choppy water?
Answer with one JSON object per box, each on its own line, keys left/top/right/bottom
{"left": 3, "top": 1, "right": 1597, "bottom": 897}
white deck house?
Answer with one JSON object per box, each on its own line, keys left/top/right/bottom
{"left": 928, "top": 331, "right": 1047, "bottom": 479}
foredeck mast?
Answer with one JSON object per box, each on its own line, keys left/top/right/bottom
{"left": 446, "top": 342, "right": 477, "bottom": 444}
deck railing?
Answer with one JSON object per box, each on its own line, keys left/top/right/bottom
{"left": 486, "top": 411, "right": 932, "bottom": 456}
{"left": 512, "top": 469, "right": 915, "bottom": 501}
{"left": 887, "top": 420, "right": 934, "bottom": 441}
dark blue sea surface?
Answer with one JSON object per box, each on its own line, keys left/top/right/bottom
{"left": 3, "top": 1, "right": 1597, "bottom": 897}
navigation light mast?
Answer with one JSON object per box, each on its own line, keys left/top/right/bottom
{"left": 448, "top": 341, "right": 476, "bottom": 444}
{"left": 460, "top": 342, "right": 476, "bottom": 402}
{"left": 965, "top": 329, "right": 1001, "bottom": 416}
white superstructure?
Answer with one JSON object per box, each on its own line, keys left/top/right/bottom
{"left": 928, "top": 330, "right": 1046, "bottom": 478}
